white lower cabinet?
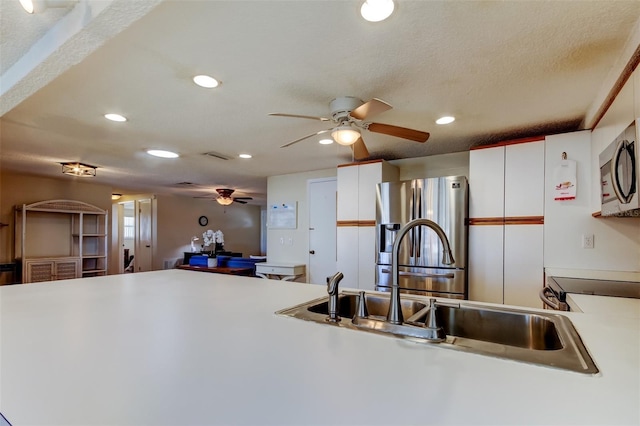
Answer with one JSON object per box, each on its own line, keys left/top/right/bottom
{"left": 469, "top": 225, "right": 504, "bottom": 304}
{"left": 336, "top": 226, "right": 377, "bottom": 290}
{"left": 469, "top": 224, "right": 544, "bottom": 308}
{"left": 504, "top": 225, "right": 544, "bottom": 308}
{"left": 357, "top": 227, "right": 376, "bottom": 291}
{"left": 336, "top": 227, "right": 359, "bottom": 289}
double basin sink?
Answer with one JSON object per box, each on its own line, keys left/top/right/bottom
{"left": 276, "top": 291, "right": 598, "bottom": 374}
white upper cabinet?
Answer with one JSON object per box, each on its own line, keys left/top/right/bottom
{"left": 504, "top": 141, "right": 545, "bottom": 217}
{"left": 337, "top": 165, "right": 359, "bottom": 221}
{"left": 358, "top": 163, "right": 382, "bottom": 221}
{"left": 469, "top": 147, "right": 505, "bottom": 218}
{"left": 337, "top": 161, "right": 399, "bottom": 221}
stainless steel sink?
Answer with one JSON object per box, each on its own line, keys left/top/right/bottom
{"left": 276, "top": 291, "right": 599, "bottom": 374}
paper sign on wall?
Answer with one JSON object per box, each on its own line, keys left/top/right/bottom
{"left": 268, "top": 202, "right": 297, "bottom": 229}
{"left": 553, "top": 159, "right": 577, "bottom": 201}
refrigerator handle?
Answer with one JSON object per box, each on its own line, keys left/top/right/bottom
{"left": 409, "top": 187, "right": 415, "bottom": 257}
{"left": 416, "top": 188, "right": 421, "bottom": 258}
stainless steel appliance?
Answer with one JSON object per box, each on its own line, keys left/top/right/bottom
{"left": 599, "top": 121, "right": 640, "bottom": 216}
{"left": 540, "top": 276, "right": 640, "bottom": 311}
{"left": 375, "top": 176, "right": 468, "bottom": 299}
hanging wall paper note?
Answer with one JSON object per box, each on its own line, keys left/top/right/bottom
{"left": 554, "top": 155, "right": 577, "bottom": 201}
{"left": 268, "top": 202, "right": 297, "bottom": 229}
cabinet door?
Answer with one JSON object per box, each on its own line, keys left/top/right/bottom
{"left": 468, "top": 225, "right": 504, "bottom": 304}
{"left": 337, "top": 166, "right": 359, "bottom": 221}
{"left": 358, "top": 163, "right": 382, "bottom": 221}
{"left": 26, "top": 261, "right": 54, "bottom": 283}
{"left": 469, "top": 147, "right": 505, "bottom": 218}
{"left": 505, "top": 141, "right": 545, "bottom": 217}
{"left": 357, "top": 226, "right": 376, "bottom": 290}
{"left": 336, "top": 226, "right": 359, "bottom": 289}
{"left": 504, "top": 225, "right": 544, "bottom": 308}
{"left": 55, "top": 259, "right": 80, "bottom": 280}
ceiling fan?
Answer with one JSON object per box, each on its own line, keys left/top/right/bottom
{"left": 269, "top": 96, "right": 430, "bottom": 160}
{"left": 215, "top": 188, "right": 253, "bottom": 205}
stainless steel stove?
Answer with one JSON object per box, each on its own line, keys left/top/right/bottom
{"left": 540, "top": 276, "right": 640, "bottom": 311}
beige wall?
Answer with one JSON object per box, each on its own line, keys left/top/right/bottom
{"left": 0, "top": 172, "right": 262, "bottom": 277}
{"left": 154, "top": 194, "right": 261, "bottom": 270}
{"left": 0, "top": 171, "right": 112, "bottom": 264}
{"left": 390, "top": 151, "right": 470, "bottom": 181}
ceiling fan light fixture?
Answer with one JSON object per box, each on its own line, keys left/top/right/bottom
{"left": 216, "top": 197, "right": 234, "bottom": 206}
{"left": 332, "top": 125, "right": 361, "bottom": 146}
{"left": 360, "top": 0, "right": 395, "bottom": 22}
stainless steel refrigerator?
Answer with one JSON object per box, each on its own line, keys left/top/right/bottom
{"left": 375, "top": 176, "right": 468, "bottom": 299}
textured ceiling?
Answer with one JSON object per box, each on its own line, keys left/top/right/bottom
{"left": 1, "top": 0, "right": 639, "bottom": 206}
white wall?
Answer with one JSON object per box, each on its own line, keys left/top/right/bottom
{"left": 545, "top": 67, "right": 640, "bottom": 279}
{"left": 266, "top": 168, "right": 336, "bottom": 269}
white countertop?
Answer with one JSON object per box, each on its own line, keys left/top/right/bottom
{"left": 567, "top": 293, "right": 640, "bottom": 317}
{"left": 1, "top": 270, "right": 638, "bottom": 425}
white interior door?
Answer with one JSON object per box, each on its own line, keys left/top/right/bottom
{"left": 308, "top": 178, "right": 337, "bottom": 285}
{"left": 136, "top": 199, "right": 153, "bottom": 272}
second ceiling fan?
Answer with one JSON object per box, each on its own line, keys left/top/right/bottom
{"left": 269, "top": 96, "right": 430, "bottom": 160}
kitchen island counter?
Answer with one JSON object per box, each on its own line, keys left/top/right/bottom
{"left": 1, "top": 270, "right": 638, "bottom": 425}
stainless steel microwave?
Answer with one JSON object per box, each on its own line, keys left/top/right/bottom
{"left": 599, "top": 121, "right": 639, "bottom": 216}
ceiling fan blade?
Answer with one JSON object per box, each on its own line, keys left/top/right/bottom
{"left": 367, "top": 122, "right": 430, "bottom": 142}
{"left": 280, "top": 129, "right": 331, "bottom": 148}
{"left": 351, "top": 137, "right": 370, "bottom": 161}
{"left": 350, "top": 98, "right": 392, "bottom": 120}
{"left": 234, "top": 199, "right": 248, "bottom": 204}
{"left": 269, "top": 113, "right": 330, "bottom": 122}
{"left": 234, "top": 197, "right": 253, "bottom": 201}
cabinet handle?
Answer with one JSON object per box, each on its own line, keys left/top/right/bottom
{"left": 309, "top": 250, "right": 315, "bottom": 254}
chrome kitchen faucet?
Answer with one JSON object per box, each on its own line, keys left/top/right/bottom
{"left": 387, "top": 218, "right": 455, "bottom": 324}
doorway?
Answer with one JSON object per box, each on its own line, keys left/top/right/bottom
{"left": 308, "top": 178, "right": 337, "bottom": 285}
{"left": 117, "top": 199, "right": 153, "bottom": 273}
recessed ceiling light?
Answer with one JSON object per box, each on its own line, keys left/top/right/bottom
{"left": 360, "top": 0, "right": 395, "bottom": 22}
{"left": 105, "top": 113, "right": 127, "bottom": 122}
{"left": 19, "top": 0, "right": 34, "bottom": 13}
{"left": 239, "top": 154, "right": 252, "bottom": 159}
{"left": 146, "top": 149, "right": 179, "bottom": 158}
{"left": 436, "top": 116, "right": 456, "bottom": 125}
{"left": 319, "top": 138, "right": 334, "bottom": 145}
{"left": 193, "top": 75, "right": 220, "bottom": 88}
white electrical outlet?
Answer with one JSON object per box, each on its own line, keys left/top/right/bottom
{"left": 582, "top": 234, "right": 594, "bottom": 249}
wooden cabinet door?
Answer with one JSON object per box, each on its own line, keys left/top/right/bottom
{"left": 55, "top": 259, "right": 80, "bottom": 280}
{"left": 26, "top": 261, "right": 55, "bottom": 283}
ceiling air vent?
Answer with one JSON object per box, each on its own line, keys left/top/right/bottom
{"left": 202, "top": 151, "right": 231, "bottom": 161}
